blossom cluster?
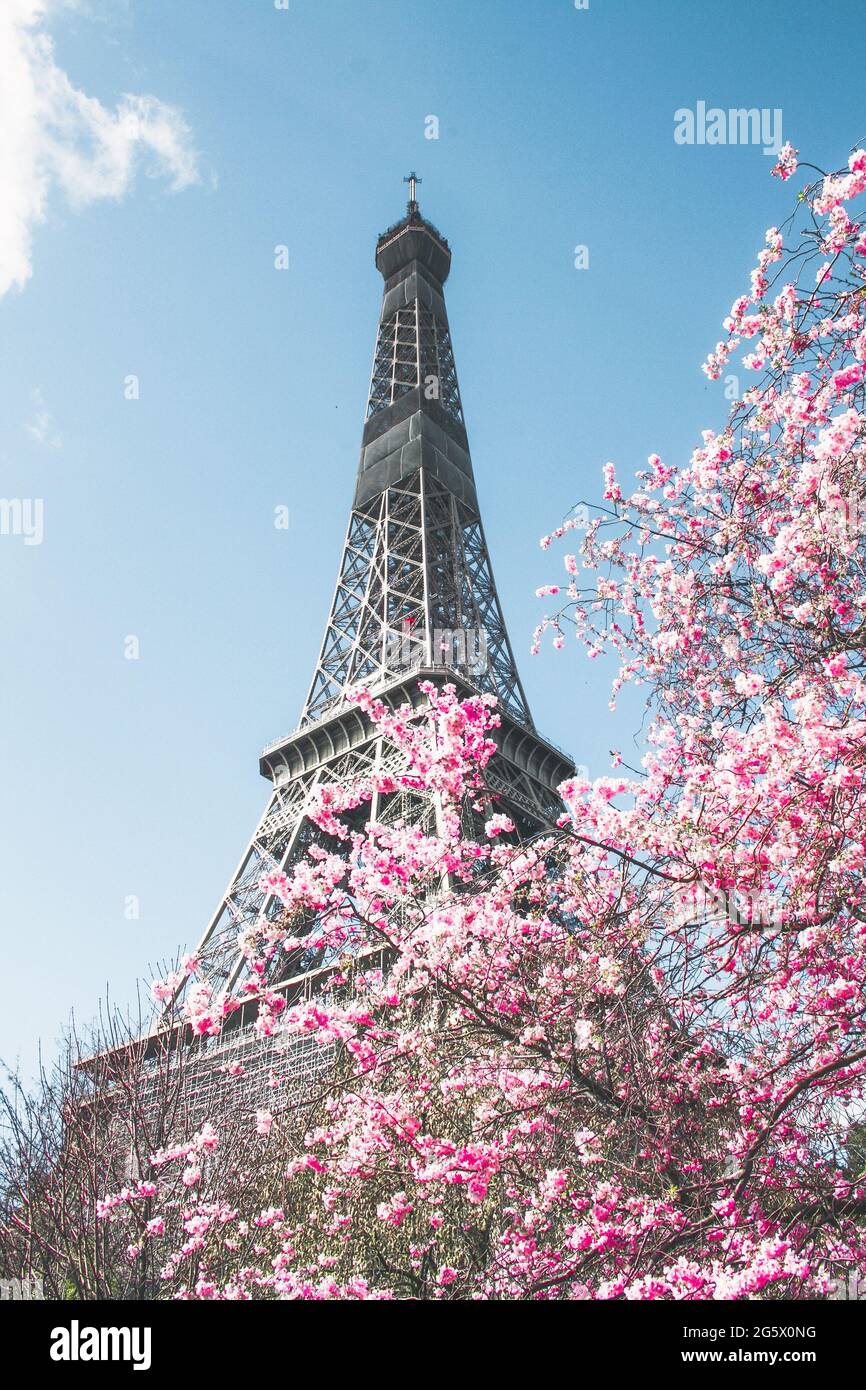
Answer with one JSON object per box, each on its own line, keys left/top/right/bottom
{"left": 98, "top": 145, "right": 866, "bottom": 1301}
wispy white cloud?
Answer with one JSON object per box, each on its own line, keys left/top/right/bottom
{"left": 25, "top": 386, "right": 61, "bottom": 447}
{"left": 0, "top": 1, "right": 199, "bottom": 298}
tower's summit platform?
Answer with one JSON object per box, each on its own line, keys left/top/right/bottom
{"left": 375, "top": 208, "right": 452, "bottom": 286}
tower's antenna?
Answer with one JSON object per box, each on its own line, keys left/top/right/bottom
{"left": 403, "top": 170, "right": 422, "bottom": 211}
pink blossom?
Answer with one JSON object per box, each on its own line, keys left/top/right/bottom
{"left": 771, "top": 142, "right": 798, "bottom": 180}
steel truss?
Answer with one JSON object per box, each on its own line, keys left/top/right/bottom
{"left": 165, "top": 201, "right": 573, "bottom": 1028}
{"left": 303, "top": 471, "right": 531, "bottom": 727}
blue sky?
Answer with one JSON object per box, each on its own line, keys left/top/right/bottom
{"left": 1, "top": 0, "right": 864, "bottom": 1073}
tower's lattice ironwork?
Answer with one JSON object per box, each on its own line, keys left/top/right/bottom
{"left": 165, "top": 189, "right": 573, "bottom": 1029}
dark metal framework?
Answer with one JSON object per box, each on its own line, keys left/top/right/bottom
{"left": 366, "top": 305, "right": 463, "bottom": 424}
{"left": 302, "top": 471, "right": 531, "bottom": 726}
{"left": 167, "top": 198, "right": 573, "bottom": 1019}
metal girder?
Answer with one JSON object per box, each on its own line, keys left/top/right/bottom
{"left": 302, "top": 470, "right": 532, "bottom": 728}
{"left": 366, "top": 302, "right": 463, "bottom": 425}
{"left": 170, "top": 202, "right": 573, "bottom": 1025}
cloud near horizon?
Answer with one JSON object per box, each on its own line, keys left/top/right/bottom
{"left": 0, "top": 0, "right": 199, "bottom": 298}
{"left": 25, "top": 386, "right": 61, "bottom": 447}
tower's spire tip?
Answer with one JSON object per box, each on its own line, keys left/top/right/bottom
{"left": 403, "top": 170, "right": 422, "bottom": 213}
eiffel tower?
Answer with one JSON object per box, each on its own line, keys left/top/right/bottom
{"left": 167, "top": 177, "right": 573, "bottom": 1041}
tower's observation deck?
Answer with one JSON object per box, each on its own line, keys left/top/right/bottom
{"left": 375, "top": 208, "right": 452, "bottom": 283}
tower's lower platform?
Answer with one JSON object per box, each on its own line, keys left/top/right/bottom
{"left": 174, "top": 669, "right": 572, "bottom": 1012}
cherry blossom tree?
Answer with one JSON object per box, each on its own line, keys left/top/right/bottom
{"left": 84, "top": 143, "right": 866, "bottom": 1298}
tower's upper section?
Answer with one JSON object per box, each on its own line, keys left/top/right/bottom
{"left": 356, "top": 192, "right": 473, "bottom": 510}
{"left": 299, "top": 183, "right": 538, "bottom": 734}
{"left": 375, "top": 208, "right": 452, "bottom": 286}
